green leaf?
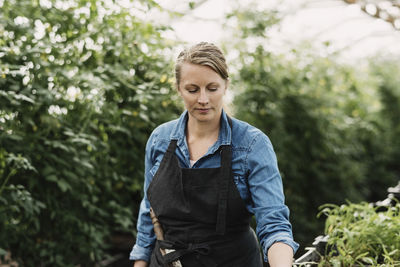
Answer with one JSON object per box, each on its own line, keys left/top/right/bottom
{"left": 45, "top": 174, "right": 58, "bottom": 183}
{"left": 56, "top": 179, "right": 71, "bottom": 193}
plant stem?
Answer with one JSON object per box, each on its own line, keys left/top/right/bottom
{"left": 0, "top": 169, "right": 17, "bottom": 196}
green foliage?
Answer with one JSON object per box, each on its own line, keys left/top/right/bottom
{"left": 224, "top": 4, "right": 400, "bottom": 250}
{"left": 318, "top": 202, "right": 400, "bottom": 266}
{"left": 226, "top": 8, "right": 281, "bottom": 39}
{"left": 0, "top": 0, "right": 181, "bottom": 265}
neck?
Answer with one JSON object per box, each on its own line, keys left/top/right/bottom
{"left": 186, "top": 115, "right": 221, "bottom": 141}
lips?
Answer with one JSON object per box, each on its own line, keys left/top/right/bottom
{"left": 196, "top": 108, "right": 210, "bottom": 113}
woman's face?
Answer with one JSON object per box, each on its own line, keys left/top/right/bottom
{"left": 178, "top": 62, "right": 227, "bottom": 124}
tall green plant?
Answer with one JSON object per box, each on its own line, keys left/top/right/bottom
{"left": 0, "top": 0, "right": 181, "bottom": 265}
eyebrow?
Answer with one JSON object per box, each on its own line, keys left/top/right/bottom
{"left": 184, "top": 84, "right": 198, "bottom": 87}
{"left": 208, "top": 83, "right": 219, "bottom": 87}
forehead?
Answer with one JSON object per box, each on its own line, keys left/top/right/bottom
{"left": 180, "top": 63, "right": 223, "bottom": 84}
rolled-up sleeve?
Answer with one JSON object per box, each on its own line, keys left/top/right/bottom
{"left": 129, "top": 198, "right": 155, "bottom": 261}
{"left": 246, "top": 132, "right": 299, "bottom": 262}
{"left": 129, "top": 134, "right": 157, "bottom": 262}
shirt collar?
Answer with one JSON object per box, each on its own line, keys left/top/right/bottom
{"left": 170, "top": 109, "right": 232, "bottom": 151}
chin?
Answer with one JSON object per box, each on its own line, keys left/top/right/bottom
{"left": 189, "top": 113, "right": 213, "bottom": 122}
{"left": 194, "top": 116, "right": 213, "bottom": 122}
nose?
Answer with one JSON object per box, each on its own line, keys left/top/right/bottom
{"left": 198, "top": 89, "right": 209, "bottom": 105}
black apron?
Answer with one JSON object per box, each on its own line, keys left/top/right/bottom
{"left": 147, "top": 119, "right": 263, "bottom": 267}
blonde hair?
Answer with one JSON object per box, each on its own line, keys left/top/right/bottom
{"left": 175, "top": 42, "right": 229, "bottom": 87}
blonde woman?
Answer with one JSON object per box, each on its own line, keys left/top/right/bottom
{"left": 130, "top": 42, "right": 299, "bottom": 267}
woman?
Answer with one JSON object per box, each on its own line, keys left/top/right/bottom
{"left": 130, "top": 42, "right": 299, "bottom": 267}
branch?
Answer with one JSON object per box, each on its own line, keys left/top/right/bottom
{"left": 342, "top": 0, "right": 400, "bottom": 30}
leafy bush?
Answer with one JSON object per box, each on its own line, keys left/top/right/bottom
{"left": 0, "top": 0, "right": 181, "bottom": 265}
{"left": 318, "top": 202, "right": 400, "bottom": 266}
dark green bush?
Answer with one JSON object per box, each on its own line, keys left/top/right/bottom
{"left": 0, "top": 0, "right": 181, "bottom": 265}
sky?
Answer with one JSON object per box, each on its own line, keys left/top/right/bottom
{"left": 154, "top": 0, "right": 400, "bottom": 62}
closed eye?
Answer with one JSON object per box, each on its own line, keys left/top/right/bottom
{"left": 187, "top": 88, "right": 198, "bottom": 93}
{"left": 208, "top": 84, "right": 220, "bottom": 91}
{"left": 185, "top": 86, "right": 198, "bottom": 93}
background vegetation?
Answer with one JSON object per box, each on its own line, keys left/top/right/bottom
{"left": 0, "top": 0, "right": 181, "bottom": 265}
{"left": 317, "top": 202, "right": 400, "bottom": 266}
{"left": 224, "top": 5, "right": 400, "bottom": 249}
{"left": 0, "top": 0, "right": 399, "bottom": 266}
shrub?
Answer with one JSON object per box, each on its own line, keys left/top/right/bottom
{"left": 0, "top": 0, "right": 181, "bottom": 265}
{"left": 318, "top": 202, "right": 400, "bottom": 266}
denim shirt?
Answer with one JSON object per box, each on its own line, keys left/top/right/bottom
{"left": 129, "top": 110, "right": 299, "bottom": 262}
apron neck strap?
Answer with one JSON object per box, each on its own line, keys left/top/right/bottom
{"left": 167, "top": 139, "right": 178, "bottom": 153}
{"left": 216, "top": 116, "right": 233, "bottom": 235}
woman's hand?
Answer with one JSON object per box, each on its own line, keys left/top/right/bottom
{"left": 267, "top": 242, "right": 294, "bottom": 267}
{"left": 133, "top": 260, "right": 148, "bottom": 267}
